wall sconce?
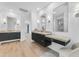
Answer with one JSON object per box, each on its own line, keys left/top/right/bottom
{"left": 36, "top": 8, "right": 40, "bottom": 11}
{"left": 47, "top": 16, "right": 51, "bottom": 23}
{"left": 74, "top": 9, "right": 79, "bottom": 18}
{"left": 74, "top": 4, "right": 79, "bottom": 18}
{"left": 48, "top": 20, "right": 50, "bottom": 23}
{"left": 3, "top": 18, "right": 7, "bottom": 24}
{"left": 37, "top": 20, "right": 40, "bottom": 23}
{"left": 17, "top": 20, "right": 20, "bottom": 25}
{"left": 75, "top": 12, "right": 79, "bottom": 18}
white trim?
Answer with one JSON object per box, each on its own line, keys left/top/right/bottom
{"left": 0, "top": 39, "right": 20, "bottom": 44}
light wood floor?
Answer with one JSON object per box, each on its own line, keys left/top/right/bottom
{"left": 0, "top": 39, "right": 49, "bottom": 57}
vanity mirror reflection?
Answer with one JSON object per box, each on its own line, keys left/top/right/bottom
{"left": 7, "top": 16, "right": 21, "bottom": 31}
{"left": 53, "top": 3, "right": 68, "bottom": 32}
{"left": 7, "top": 16, "right": 16, "bottom": 31}
{"left": 40, "top": 14, "right": 47, "bottom": 32}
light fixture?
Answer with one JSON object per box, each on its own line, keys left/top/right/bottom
{"left": 74, "top": 4, "right": 79, "bottom": 18}
{"left": 37, "top": 20, "right": 40, "bottom": 23}
{"left": 19, "top": 8, "right": 28, "bottom": 12}
{"left": 3, "top": 18, "right": 7, "bottom": 24}
{"left": 74, "top": 12, "right": 79, "bottom": 18}
{"left": 17, "top": 20, "right": 20, "bottom": 25}
{"left": 47, "top": 16, "right": 51, "bottom": 23}
{"left": 48, "top": 16, "right": 50, "bottom": 19}
{"left": 36, "top": 8, "right": 40, "bottom": 11}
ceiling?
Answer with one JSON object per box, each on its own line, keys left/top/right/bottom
{"left": 0, "top": 2, "right": 50, "bottom": 11}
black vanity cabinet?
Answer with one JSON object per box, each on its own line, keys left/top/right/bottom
{"left": 0, "top": 32, "right": 20, "bottom": 41}
{"left": 32, "top": 32, "right": 51, "bottom": 47}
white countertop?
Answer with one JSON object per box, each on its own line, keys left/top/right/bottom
{"left": 0, "top": 30, "right": 20, "bottom": 33}
{"left": 32, "top": 31, "right": 52, "bottom": 35}
{"left": 45, "top": 34, "right": 70, "bottom": 42}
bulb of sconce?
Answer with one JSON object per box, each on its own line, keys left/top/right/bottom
{"left": 37, "top": 20, "right": 40, "bottom": 23}
{"left": 17, "top": 20, "right": 20, "bottom": 24}
{"left": 37, "top": 8, "right": 40, "bottom": 11}
{"left": 3, "top": 18, "right": 7, "bottom": 23}
{"left": 48, "top": 16, "right": 50, "bottom": 19}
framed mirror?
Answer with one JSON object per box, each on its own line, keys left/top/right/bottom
{"left": 53, "top": 3, "right": 68, "bottom": 32}
{"left": 7, "top": 16, "right": 17, "bottom": 31}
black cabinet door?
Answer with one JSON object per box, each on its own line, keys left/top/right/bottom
{"left": 0, "top": 33, "right": 9, "bottom": 41}
{"left": 0, "top": 32, "right": 20, "bottom": 41}
{"left": 8, "top": 32, "right": 20, "bottom": 39}
{"left": 32, "top": 32, "right": 51, "bottom": 47}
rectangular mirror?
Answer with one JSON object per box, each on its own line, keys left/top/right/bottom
{"left": 53, "top": 3, "right": 68, "bottom": 32}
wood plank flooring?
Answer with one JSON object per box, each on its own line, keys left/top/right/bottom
{"left": 0, "top": 39, "right": 49, "bottom": 57}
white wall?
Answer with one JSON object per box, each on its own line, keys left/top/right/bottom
{"left": 31, "top": 11, "right": 38, "bottom": 30}
{"left": 0, "top": 9, "right": 21, "bottom": 31}
{"left": 0, "top": 10, "right": 7, "bottom": 31}
{"left": 68, "top": 3, "right": 79, "bottom": 44}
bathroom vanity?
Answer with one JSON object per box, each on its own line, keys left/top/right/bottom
{"left": 32, "top": 31, "right": 52, "bottom": 47}
{"left": 0, "top": 30, "right": 20, "bottom": 44}
{"left": 32, "top": 31, "right": 70, "bottom": 47}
